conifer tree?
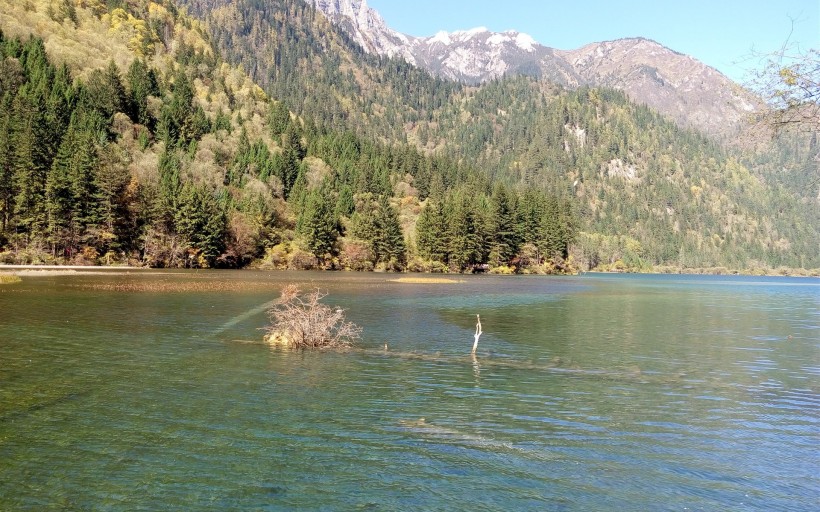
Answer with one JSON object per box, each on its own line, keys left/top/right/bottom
{"left": 375, "top": 194, "right": 405, "bottom": 266}
{"left": 297, "top": 180, "right": 338, "bottom": 263}
{"left": 334, "top": 184, "right": 354, "bottom": 219}
{"left": 487, "top": 183, "right": 521, "bottom": 266}
{"left": 94, "top": 142, "right": 132, "bottom": 253}
{"left": 446, "top": 192, "right": 480, "bottom": 271}
{"left": 11, "top": 87, "right": 51, "bottom": 240}
{"left": 268, "top": 100, "right": 290, "bottom": 137}
{"left": 0, "top": 100, "right": 14, "bottom": 232}
{"left": 280, "top": 124, "right": 303, "bottom": 197}
{"left": 45, "top": 109, "right": 103, "bottom": 255}
{"left": 126, "top": 58, "right": 159, "bottom": 126}
{"left": 415, "top": 199, "right": 447, "bottom": 262}
{"left": 83, "top": 62, "right": 127, "bottom": 123}
{"left": 175, "top": 183, "right": 226, "bottom": 267}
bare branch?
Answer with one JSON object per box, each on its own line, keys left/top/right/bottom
{"left": 746, "top": 39, "right": 820, "bottom": 136}
{"left": 264, "top": 285, "right": 362, "bottom": 349}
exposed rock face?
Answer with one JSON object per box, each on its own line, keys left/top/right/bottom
{"left": 409, "top": 27, "right": 580, "bottom": 86}
{"left": 311, "top": 0, "right": 417, "bottom": 63}
{"left": 310, "top": 0, "right": 759, "bottom": 136}
{"left": 559, "top": 38, "right": 758, "bottom": 135}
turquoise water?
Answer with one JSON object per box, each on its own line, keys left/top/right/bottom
{"left": 1, "top": 271, "right": 817, "bottom": 510}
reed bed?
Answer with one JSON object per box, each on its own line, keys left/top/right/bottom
{"left": 390, "top": 277, "right": 462, "bottom": 284}
{"left": 73, "top": 280, "right": 285, "bottom": 293}
{"left": 0, "top": 274, "right": 22, "bottom": 284}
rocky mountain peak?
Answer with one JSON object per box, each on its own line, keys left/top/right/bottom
{"left": 311, "top": 1, "right": 759, "bottom": 135}
{"left": 559, "top": 37, "right": 758, "bottom": 134}
{"left": 427, "top": 27, "right": 538, "bottom": 52}
{"left": 311, "top": 0, "right": 416, "bottom": 62}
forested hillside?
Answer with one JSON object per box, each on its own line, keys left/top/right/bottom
{"left": 178, "top": 0, "right": 460, "bottom": 140}
{"left": 0, "top": 0, "right": 816, "bottom": 272}
{"left": 0, "top": 0, "right": 579, "bottom": 272}
{"left": 175, "top": 0, "right": 819, "bottom": 272}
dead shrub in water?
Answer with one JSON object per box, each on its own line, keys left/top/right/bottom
{"left": 264, "top": 285, "right": 362, "bottom": 349}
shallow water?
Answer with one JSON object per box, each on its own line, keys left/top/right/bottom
{"left": 1, "top": 271, "right": 817, "bottom": 510}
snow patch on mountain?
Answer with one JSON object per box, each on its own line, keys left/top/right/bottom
{"left": 460, "top": 27, "right": 489, "bottom": 39}
{"left": 429, "top": 31, "right": 452, "bottom": 46}
{"left": 311, "top": 0, "right": 758, "bottom": 134}
{"left": 514, "top": 32, "right": 537, "bottom": 52}
{"left": 486, "top": 31, "right": 537, "bottom": 52}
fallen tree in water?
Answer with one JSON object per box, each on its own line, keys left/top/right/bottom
{"left": 264, "top": 285, "right": 362, "bottom": 349}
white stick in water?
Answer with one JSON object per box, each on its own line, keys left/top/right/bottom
{"left": 472, "top": 314, "right": 482, "bottom": 354}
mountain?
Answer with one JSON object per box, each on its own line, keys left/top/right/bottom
{"left": 312, "top": 0, "right": 416, "bottom": 62}
{"left": 1, "top": 0, "right": 816, "bottom": 273}
{"left": 0, "top": 0, "right": 580, "bottom": 273}
{"left": 559, "top": 38, "right": 758, "bottom": 136}
{"left": 409, "top": 27, "right": 580, "bottom": 88}
{"left": 310, "top": 0, "right": 576, "bottom": 84}
{"left": 310, "top": 0, "right": 758, "bottom": 136}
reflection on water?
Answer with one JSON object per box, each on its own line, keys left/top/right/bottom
{"left": 0, "top": 271, "right": 817, "bottom": 510}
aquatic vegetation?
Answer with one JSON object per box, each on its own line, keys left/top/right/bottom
{"left": 264, "top": 285, "right": 361, "bottom": 349}
{"left": 390, "top": 277, "right": 462, "bottom": 284}
{"left": 0, "top": 274, "right": 21, "bottom": 285}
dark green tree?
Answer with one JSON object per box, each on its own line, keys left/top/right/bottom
{"left": 446, "top": 192, "right": 480, "bottom": 271}
{"left": 487, "top": 183, "right": 521, "bottom": 266}
{"left": 175, "top": 183, "right": 227, "bottom": 267}
{"left": 11, "top": 87, "right": 51, "bottom": 240}
{"left": 415, "top": 199, "right": 448, "bottom": 261}
{"left": 280, "top": 123, "right": 304, "bottom": 197}
{"left": 268, "top": 100, "right": 290, "bottom": 137}
{"left": 45, "top": 109, "right": 104, "bottom": 256}
{"left": 85, "top": 60, "right": 127, "bottom": 122}
{"left": 126, "top": 58, "right": 159, "bottom": 126}
{"left": 0, "top": 97, "right": 15, "bottom": 232}
{"left": 297, "top": 180, "right": 338, "bottom": 263}
{"left": 374, "top": 194, "right": 405, "bottom": 266}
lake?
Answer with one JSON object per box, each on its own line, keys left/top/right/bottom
{"left": 1, "top": 271, "right": 817, "bottom": 510}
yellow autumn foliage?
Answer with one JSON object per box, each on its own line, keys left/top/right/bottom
{"left": 107, "top": 7, "right": 154, "bottom": 57}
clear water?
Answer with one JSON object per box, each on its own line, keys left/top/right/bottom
{"left": 1, "top": 271, "right": 817, "bottom": 510}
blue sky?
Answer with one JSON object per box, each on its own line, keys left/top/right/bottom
{"left": 366, "top": 0, "right": 819, "bottom": 83}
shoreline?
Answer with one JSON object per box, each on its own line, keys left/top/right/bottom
{"left": 1, "top": 263, "right": 817, "bottom": 279}
{"left": 0, "top": 264, "right": 148, "bottom": 276}
{"left": 0, "top": 264, "right": 820, "bottom": 283}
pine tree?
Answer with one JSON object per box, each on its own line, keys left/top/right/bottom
{"left": 446, "top": 192, "right": 480, "bottom": 271}
{"left": 11, "top": 87, "right": 51, "bottom": 240}
{"left": 335, "top": 184, "right": 354, "bottom": 219}
{"left": 85, "top": 61, "right": 127, "bottom": 122}
{"left": 415, "top": 199, "right": 447, "bottom": 262}
{"left": 487, "top": 183, "right": 521, "bottom": 266}
{"left": 297, "top": 180, "right": 338, "bottom": 263}
{"left": 45, "top": 145, "right": 74, "bottom": 256}
{"left": 157, "top": 68, "right": 197, "bottom": 148}
{"left": 45, "top": 109, "right": 103, "bottom": 256}
{"left": 280, "top": 123, "right": 304, "bottom": 197}
{"left": 126, "top": 58, "right": 159, "bottom": 126}
{"left": 375, "top": 194, "right": 405, "bottom": 266}
{"left": 94, "top": 142, "right": 132, "bottom": 253}
{"left": 175, "top": 183, "right": 226, "bottom": 267}
{"left": 155, "top": 148, "right": 182, "bottom": 229}
{"left": 0, "top": 99, "right": 14, "bottom": 233}
{"left": 268, "top": 100, "right": 290, "bottom": 137}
